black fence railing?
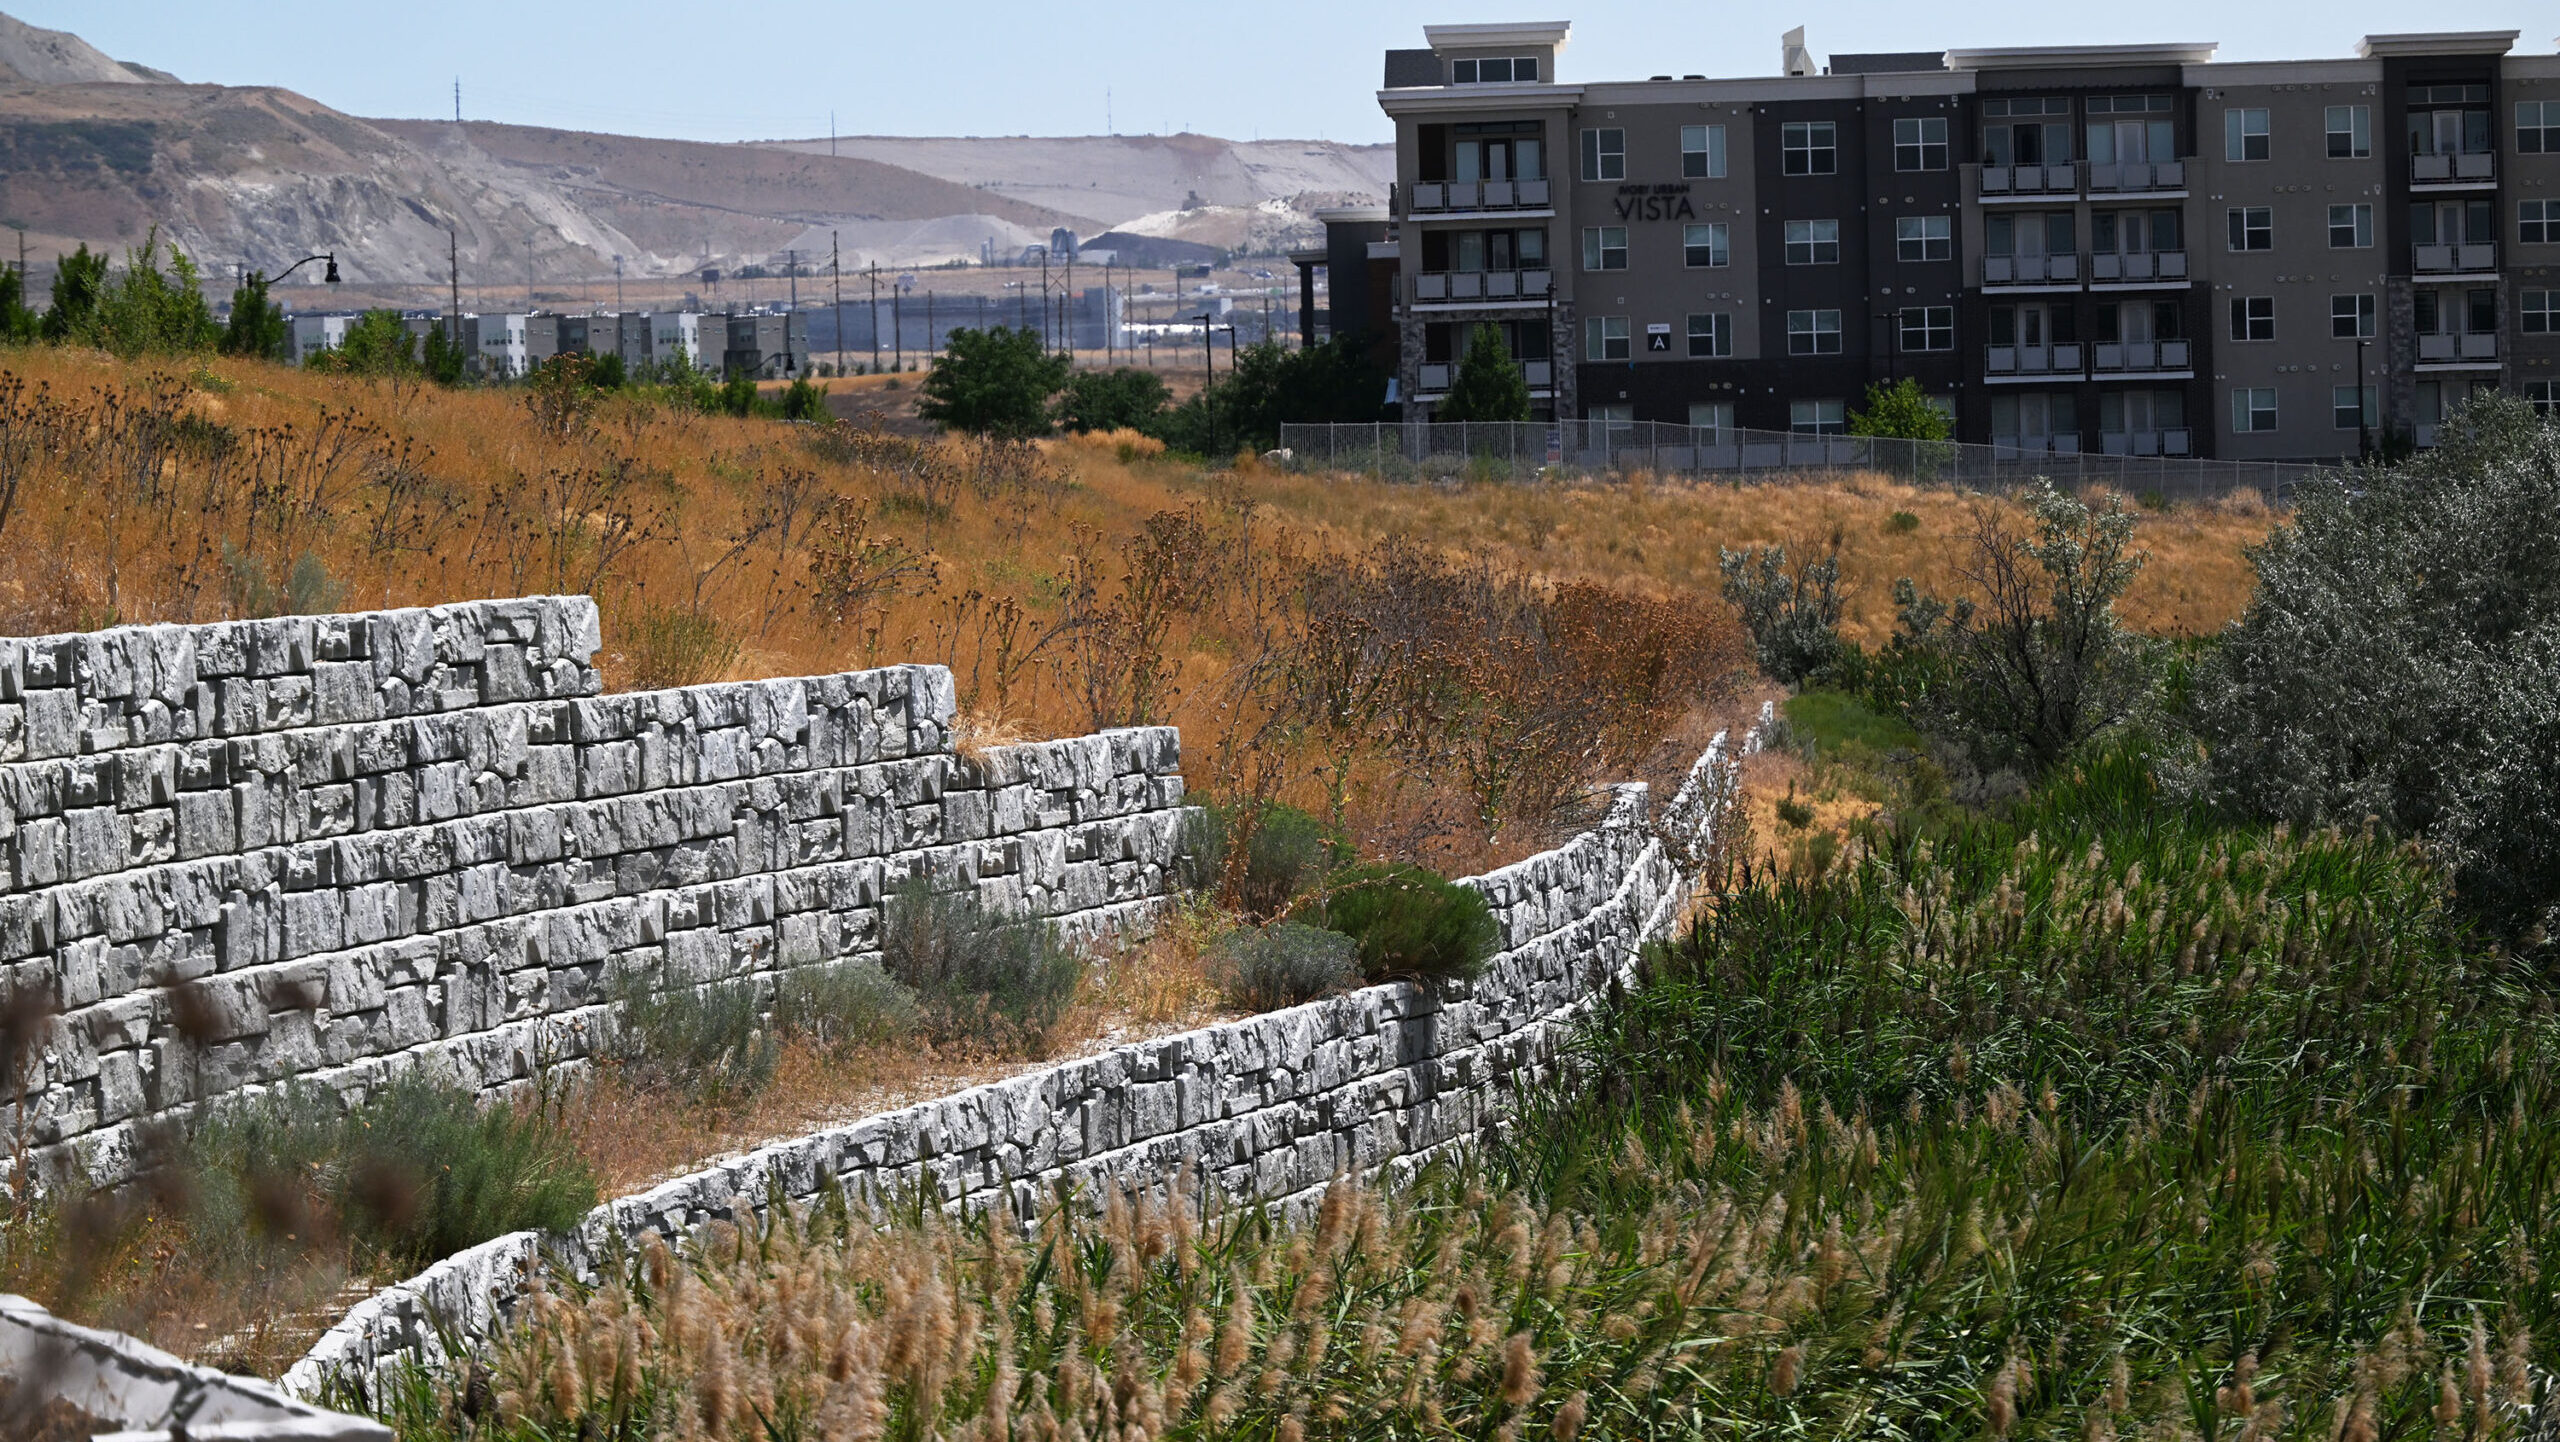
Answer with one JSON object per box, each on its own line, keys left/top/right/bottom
{"left": 1275, "top": 421, "right": 2337, "bottom": 504}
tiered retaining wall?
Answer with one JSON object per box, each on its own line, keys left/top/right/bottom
{"left": 284, "top": 720, "right": 1760, "bottom": 1401}
{"left": 0, "top": 598, "right": 1189, "bottom": 1191}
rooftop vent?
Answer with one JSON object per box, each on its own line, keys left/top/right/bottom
{"left": 1782, "top": 26, "right": 1816, "bottom": 76}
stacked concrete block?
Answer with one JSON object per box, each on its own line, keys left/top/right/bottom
{"left": 285, "top": 721, "right": 1763, "bottom": 1399}
{"left": 0, "top": 599, "right": 1190, "bottom": 1193}
{"left": 0, "top": 1292, "right": 388, "bottom": 1440}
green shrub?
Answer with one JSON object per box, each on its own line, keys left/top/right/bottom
{"left": 878, "top": 878, "right": 1082, "bottom": 1048}
{"left": 774, "top": 960, "right": 923, "bottom": 1055}
{"left": 617, "top": 602, "right": 742, "bottom": 690}
{"left": 1885, "top": 509, "right": 1920, "bottom": 533}
{"left": 604, "top": 965, "right": 778, "bottom": 1106}
{"left": 1178, "top": 798, "right": 1342, "bottom": 919}
{"left": 1207, "top": 921, "right": 1360, "bottom": 1010}
{"left": 1306, "top": 864, "right": 1498, "bottom": 983}
{"left": 184, "top": 1073, "right": 595, "bottom": 1269}
{"left": 1717, "top": 538, "right": 1845, "bottom": 684}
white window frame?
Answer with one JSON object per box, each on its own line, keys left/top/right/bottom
{"left": 1898, "top": 306, "right": 1955, "bottom": 352}
{"left": 1894, "top": 116, "right": 1949, "bottom": 171}
{"left": 2524, "top": 200, "right": 2559, "bottom": 245}
{"left": 1451, "top": 55, "right": 1539, "bottom": 84}
{"left": 1786, "top": 308, "right": 1842, "bottom": 356}
{"left": 2231, "top": 386, "right": 2278, "bottom": 433}
{"left": 1687, "top": 400, "right": 1734, "bottom": 437}
{"left": 1685, "top": 312, "right": 1732, "bottom": 357}
{"left": 1896, "top": 214, "right": 1952, "bottom": 262}
{"left": 1784, "top": 218, "right": 1840, "bottom": 266}
{"left": 2224, "top": 107, "right": 2270, "bottom": 162}
{"left": 2523, "top": 289, "right": 2557, "bottom": 334}
{"left": 2230, "top": 295, "right": 2276, "bottom": 342}
{"left": 1581, "top": 225, "right": 1628, "bottom": 271}
{"left": 1683, "top": 222, "right": 1730, "bottom": 268}
{"left": 1781, "top": 121, "right": 1837, "bottom": 176}
{"left": 2227, "top": 206, "right": 2273, "bottom": 252}
{"left": 2517, "top": 101, "right": 2559, "bottom": 154}
{"left": 2526, "top": 380, "right": 2559, "bottom": 417}
{"left": 1680, "top": 124, "right": 1727, "bottom": 179}
{"left": 1789, "top": 398, "right": 1846, "bottom": 434}
{"left": 2331, "top": 293, "right": 2377, "bottom": 339}
{"left": 2327, "top": 203, "right": 2374, "bottom": 249}
{"left": 2325, "top": 105, "right": 2371, "bottom": 159}
{"left": 1580, "top": 128, "right": 1625, "bottom": 182}
{"left": 2331, "top": 384, "right": 2378, "bottom": 430}
{"left": 1584, "top": 314, "right": 1629, "bottom": 361}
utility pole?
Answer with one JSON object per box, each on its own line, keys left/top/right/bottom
{"left": 453, "top": 77, "right": 461, "bottom": 124}
{"left": 831, "top": 231, "right": 843, "bottom": 375}
{"left": 925, "top": 290, "right": 934, "bottom": 357}
{"left": 613, "top": 254, "right": 623, "bottom": 311}
{"left": 893, "top": 281, "right": 903, "bottom": 371}
{"left": 525, "top": 235, "right": 532, "bottom": 309}
{"left": 867, "top": 262, "right": 880, "bottom": 372}
{"left": 786, "top": 248, "right": 797, "bottom": 312}
{"left": 1038, "top": 249, "right": 1050, "bottom": 352}
{"left": 830, "top": 110, "right": 837, "bottom": 157}
{"left": 448, "top": 230, "right": 460, "bottom": 356}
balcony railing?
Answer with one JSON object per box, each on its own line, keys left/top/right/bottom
{"left": 1983, "top": 253, "right": 2080, "bottom": 286}
{"left": 2086, "top": 160, "right": 2185, "bottom": 193}
{"left": 1415, "top": 358, "right": 1554, "bottom": 392}
{"left": 1978, "top": 163, "right": 2079, "bottom": 197}
{"left": 2100, "top": 428, "right": 2193, "bottom": 456}
{"left": 2089, "top": 250, "right": 2188, "bottom": 283}
{"left": 1984, "top": 342, "right": 2084, "bottom": 377}
{"left": 1410, "top": 269, "right": 1554, "bottom": 303}
{"left": 2412, "top": 152, "right": 2495, "bottom": 184}
{"left": 2091, "top": 339, "right": 2192, "bottom": 372}
{"left": 2417, "top": 333, "right": 2498, "bottom": 363}
{"left": 1991, "top": 433, "right": 2083, "bottom": 455}
{"left": 2414, "top": 242, "right": 2498, "bottom": 274}
{"left": 1407, "top": 178, "right": 1553, "bottom": 213}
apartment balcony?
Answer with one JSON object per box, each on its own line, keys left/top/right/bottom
{"left": 2417, "top": 332, "right": 2498, "bottom": 367}
{"left": 1409, "top": 269, "right": 1554, "bottom": 306}
{"left": 1991, "top": 433, "right": 2083, "bottom": 455}
{"left": 1415, "top": 358, "right": 1554, "bottom": 393}
{"left": 2089, "top": 250, "right": 2189, "bottom": 285}
{"left": 2411, "top": 152, "right": 2495, "bottom": 188}
{"left": 1406, "top": 179, "right": 1554, "bottom": 217}
{"left": 2414, "top": 243, "right": 2498, "bottom": 276}
{"left": 1982, "top": 253, "right": 2080, "bottom": 288}
{"left": 2085, "top": 160, "right": 2186, "bottom": 195}
{"left": 1983, "top": 342, "right": 2084, "bottom": 379}
{"left": 1977, "top": 162, "right": 2080, "bottom": 199}
{"left": 2099, "top": 428, "right": 2194, "bottom": 456}
{"left": 2090, "top": 339, "right": 2192, "bottom": 374}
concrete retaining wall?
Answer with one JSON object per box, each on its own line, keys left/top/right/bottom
{"left": 0, "top": 598, "right": 1190, "bottom": 1191}
{"left": 0, "top": 1293, "right": 388, "bottom": 1441}
{"left": 283, "top": 720, "right": 1761, "bottom": 1403}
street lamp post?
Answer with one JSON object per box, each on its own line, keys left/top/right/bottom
{"left": 2356, "top": 336, "right": 2373, "bottom": 460}
{"left": 265, "top": 252, "right": 341, "bottom": 286}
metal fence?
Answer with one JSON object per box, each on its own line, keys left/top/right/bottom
{"left": 1276, "top": 421, "right": 2337, "bottom": 504}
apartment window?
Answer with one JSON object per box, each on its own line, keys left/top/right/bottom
{"left": 2528, "top": 380, "right": 2559, "bottom": 417}
{"left": 2224, "top": 108, "right": 2271, "bottom": 162}
{"left": 1451, "top": 55, "right": 1539, "bottom": 83}
{"left": 1897, "top": 306, "right": 1954, "bottom": 352}
{"left": 1580, "top": 128, "right": 1624, "bottom": 181}
{"left": 1583, "top": 315, "right": 1630, "bottom": 361}
{"left": 1787, "top": 309, "right": 1842, "bottom": 355}
{"left": 1588, "top": 403, "right": 1635, "bottom": 425}
{"left": 2328, "top": 204, "right": 2374, "bottom": 249}
{"left": 1782, "top": 121, "right": 1837, "bottom": 176}
{"left": 1686, "top": 312, "right": 1733, "bottom": 358}
{"left": 2325, "top": 105, "right": 2372, "bottom": 159}
{"left": 1790, "top": 398, "right": 1846, "bottom": 435}
{"left": 1896, "top": 214, "right": 1952, "bottom": 262}
{"left": 2230, "top": 296, "right": 2275, "bottom": 342}
{"left": 1894, "top": 116, "right": 1948, "bottom": 171}
{"left": 1683, "top": 223, "right": 1730, "bottom": 268}
{"left": 1981, "top": 96, "right": 2072, "bottom": 167}
{"left": 2227, "top": 206, "right": 2273, "bottom": 251}
{"left": 1784, "top": 219, "right": 1840, "bottom": 265}
{"left": 2085, "top": 94, "right": 2174, "bottom": 165}
{"left": 1581, "top": 225, "right": 1628, "bottom": 271}
{"left": 2232, "top": 387, "right": 2278, "bottom": 433}
{"left": 2523, "top": 290, "right": 2558, "bottom": 334}
{"left": 2524, "top": 200, "right": 2559, "bottom": 245}
{"left": 2467, "top": 287, "right": 2497, "bottom": 336}
{"left": 1681, "top": 124, "right": 1727, "bottom": 178}
{"left": 2331, "top": 293, "right": 2377, "bottom": 339}
{"left": 1688, "top": 400, "right": 1735, "bottom": 437}
{"left": 2523, "top": 102, "right": 2560, "bottom": 153}
{"left": 1452, "top": 121, "right": 1545, "bottom": 183}
{"left": 2332, "top": 385, "right": 2379, "bottom": 430}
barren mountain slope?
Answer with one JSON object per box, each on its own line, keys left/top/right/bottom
{"left": 0, "top": 11, "right": 167, "bottom": 86}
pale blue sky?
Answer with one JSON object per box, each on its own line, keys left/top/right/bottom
{"left": 19, "top": 2, "right": 2557, "bottom": 146}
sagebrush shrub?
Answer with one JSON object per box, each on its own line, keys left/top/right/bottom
{"left": 1717, "top": 539, "right": 1845, "bottom": 684}
{"left": 1180, "top": 798, "right": 1340, "bottom": 919}
{"left": 1309, "top": 864, "right": 1499, "bottom": 983}
{"left": 183, "top": 1073, "right": 595, "bottom": 1269}
{"left": 773, "top": 960, "right": 923, "bottom": 1055}
{"left": 879, "top": 877, "right": 1082, "bottom": 1049}
{"left": 605, "top": 966, "right": 778, "bottom": 1107}
{"left": 1207, "top": 921, "right": 1360, "bottom": 1010}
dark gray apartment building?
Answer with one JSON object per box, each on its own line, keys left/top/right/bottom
{"left": 1356, "top": 22, "right": 2560, "bottom": 458}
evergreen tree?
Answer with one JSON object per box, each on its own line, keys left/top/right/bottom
{"left": 221, "top": 273, "right": 289, "bottom": 359}
{"left": 916, "top": 326, "right": 1070, "bottom": 438}
{"left": 0, "top": 265, "right": 37, "bottom": 343}
{"left": 41, "top": 243, "right": 107, "bottom": 342}
{"left": 1435, "top": 322, "right": 1531, "bottom": 424}
{"left": 421, "top": 321, "right": 467, "bottom": 385}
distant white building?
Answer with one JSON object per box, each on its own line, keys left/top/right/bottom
{"left": 472, "top": 313, "right": 529, "bottom": 379}
{"left": 288, "top": 314, "right": 354, "bottom": 366}
{"left": 639, "top": 312, "right": 724, "bottom": 374}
